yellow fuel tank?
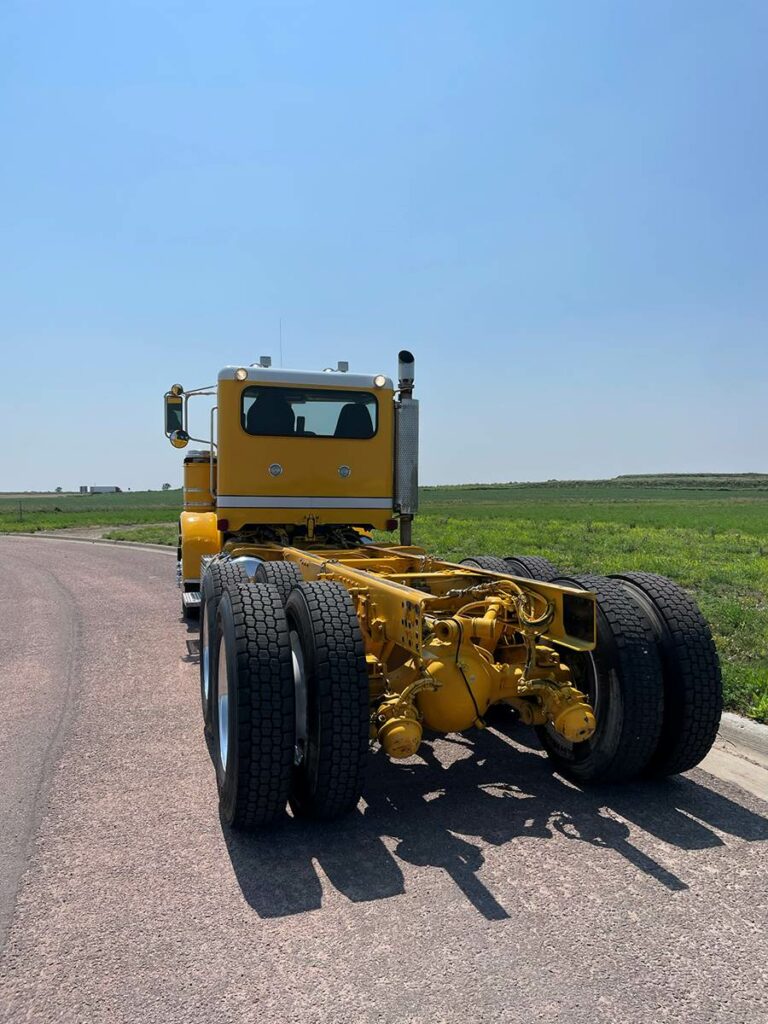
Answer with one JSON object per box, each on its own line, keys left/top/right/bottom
{"left": 183, "top": 451, "right": 215, "bottom": 512}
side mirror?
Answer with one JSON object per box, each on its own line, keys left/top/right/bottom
{"left": 170, "top": 429, "right": 189, "bottom": 449}
{"left": 165, "top": 393, "right": 184, "bottom": 436}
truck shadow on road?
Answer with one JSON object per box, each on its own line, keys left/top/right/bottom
{"left": 223, "top": 716, "right": 768, "bottom": 922}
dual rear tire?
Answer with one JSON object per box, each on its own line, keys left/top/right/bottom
{"left": 537, "top": 574, "right": 665, "bottom": 783}
{"left": 284, "top": 583, "right": 369, "bottom": 820}
{"left": 609, "top": 572, "right": 722, "bottom": 776}
{"left": 540, "top": 572, "right": 722, "bottom": 782}
{"left": 461, "top": 553, "right": 722, "bottom": 782}
{"left": 497, "top": 561, "right": 722, "bottom": 783}
{"left": 202, "top": 562, "right": 370, "bottom": 829}
{"left": 213, "top": 581, "right": 295, "bottom": 829}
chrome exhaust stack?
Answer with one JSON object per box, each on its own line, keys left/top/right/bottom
{"left": 394, "top": 350, "right": 418, "bottom": 546}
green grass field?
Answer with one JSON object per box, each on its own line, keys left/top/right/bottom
{"left": 0, "top": 489, "right": 181, "bottom": 532}
{"left": 4, "top": 475, "right": 768, "bottom": 721}
{"left": 410, "top": 477, "right": 768, "bottom": 722}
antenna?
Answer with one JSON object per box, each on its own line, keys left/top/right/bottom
{"left": 279, "top": 317, "right": 284, "bottom": 368}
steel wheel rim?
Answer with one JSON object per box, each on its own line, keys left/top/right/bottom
{"left": 571, "top": 650, "right": 600, "bottom": 721}
{"left": 202, "top": 607, "right": 211, "bottom": 702}
{"left": 290, "top": 629, "right": 307, "bottom": 765}
{"left": 217, "top": 639, "right": 229, "bottom": 771}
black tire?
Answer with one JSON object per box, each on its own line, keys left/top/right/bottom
{"left": 460, "top": 555, "right": 510, "bottom": 573}
{"left": 285, "top": 582, "right": 369, "bottom": 820}
{"left": 253, "top": 560, "right": 303, "bottom": 606}
{"left": 199, "top": 557, "right": 249, "bottom": 734}
{"left": 212, "top": 581, "right": 295, "bottom": 829}
{"left": 504, "top": 554, "right": 560, "bottom": 582}
{"left": 610, "top": 571, "right": 722, "bottom": 776}
{"left": 537, "top": 574, "right": 664, "bottom": 783}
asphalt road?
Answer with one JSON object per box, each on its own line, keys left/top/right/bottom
{"left": 1, "top": 535, "right": 767, "bottom": 1024}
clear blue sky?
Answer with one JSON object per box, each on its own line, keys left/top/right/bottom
{"left": 1, "top": 0, "right": 766, "bottom": 491}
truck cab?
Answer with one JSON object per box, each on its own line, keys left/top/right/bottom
{"left": 216, "top": 364, "right": 396, "bottom": 534}
{"left": 165, "top": 352, "right": 418, "bottom": 598}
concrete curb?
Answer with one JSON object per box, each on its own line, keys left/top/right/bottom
{"left": 699, "top": 713, "right": 768, "bottom": 802}
{"left": 0, "top": 532, "right": 176, "bottom": 555}
{"left": 716, "top": 711, "right": 768, "bottom": 770}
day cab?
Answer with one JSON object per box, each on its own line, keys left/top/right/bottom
{"left": 164, "top": 353, "right": 418, "bottom": 603}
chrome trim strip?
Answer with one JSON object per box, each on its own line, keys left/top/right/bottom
{"left": 216, "top": 495, "right": 393, "bottom": 509}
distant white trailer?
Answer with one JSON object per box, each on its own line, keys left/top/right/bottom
{"left": 89, "top": 486, "right": 122, "bottom": 494}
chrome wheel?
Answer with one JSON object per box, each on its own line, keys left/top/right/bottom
{"left": 217, "top": 639, "right": 230, "bottom": 772}
{"left": 290, "top": 629, "right": 308, "bottom": 765}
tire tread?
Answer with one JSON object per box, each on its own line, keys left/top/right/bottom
{"left": 540, "top": 574, "right": 664, "bottom": 782}
{"left": 504, "top": 554, "right": 560, "bottom": 582}
{"left": 460, "top": 555, "right": 511, "bottom": 573}
{"left": 288, "top": 581, "right": 369, "bottom": 820}
{"left": 217, "top": 581, "right": 294, "bottom": 829}
{"left": 613, "top": 571, "right": 722, "bottom": 776}
{"left": 253, "top": 560, "right": 303, "bottom": 606}
{"left": 199, "top": 557, "right": 249, "bottom": 731}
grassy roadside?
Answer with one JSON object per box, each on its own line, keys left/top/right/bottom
{"left": 406, "top": 482, "right": 768, "bottom": 721}
{"left": 0, "top": 490, "right": 181, "bottom": 533}
{"left": 407, "top": 513, "right": 768, "bottom": 723}
{"left": 103, "top": 525, "right": 177, "bottom": 545}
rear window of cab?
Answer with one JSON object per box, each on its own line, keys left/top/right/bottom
{"left": 241, "top": 386, "right": 378, "bottom": 439}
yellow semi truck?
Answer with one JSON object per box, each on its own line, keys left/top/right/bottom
{"left": 164, "top": 351, "right": 722, "bottom": 829}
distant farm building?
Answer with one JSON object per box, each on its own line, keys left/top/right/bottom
{"left": 79, "top": 485, "right": 122, "bottom": 494}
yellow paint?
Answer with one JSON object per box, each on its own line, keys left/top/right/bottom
{"left": 419, "top": 646, "right": 495, "bottom": 732}
{"left": 216, "top": 379, "right": 395, "bottom": 530}
{"left": 179, "top": 510, "right": 221, "bottom": 582}
{"left": 376, "top": 696, "right": 423, "bottom": 758}
{"left": 221, "top": 543, "right": 598, "bottom": 750}
{"left": 183, "top": 452, "right": 215, "bottom": 512}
